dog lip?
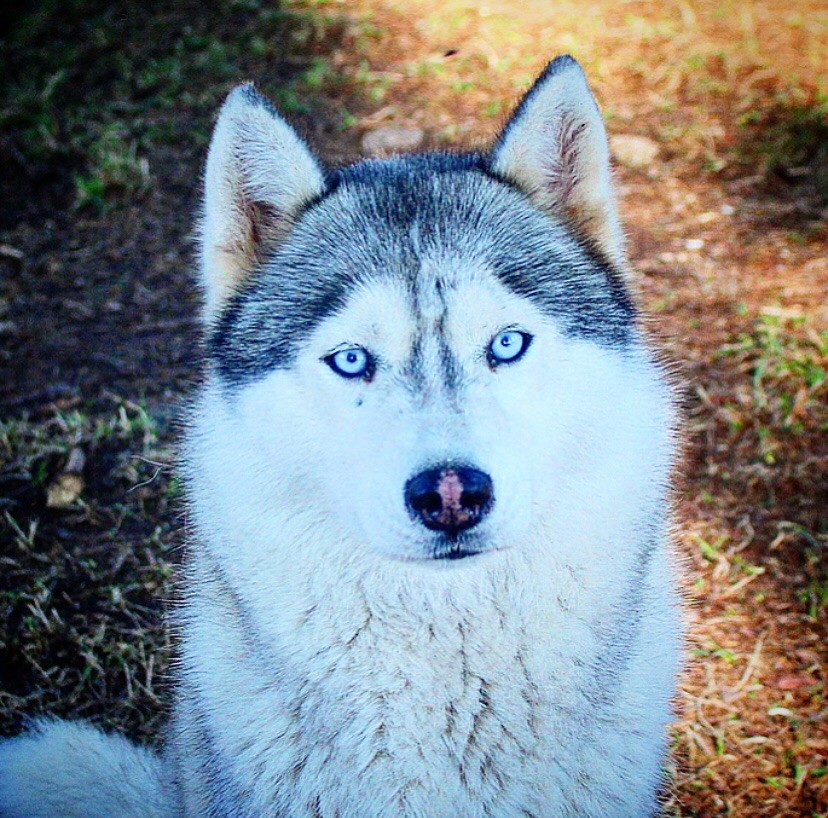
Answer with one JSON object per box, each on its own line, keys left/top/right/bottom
{"left": 436, "top": 547, "right": 480, "bottom": 560}
{"left": 430, "top": 532, "right": 488, "bottom": 560}
{"left": 382, "top": 539, "right": 510, "bottom": 564}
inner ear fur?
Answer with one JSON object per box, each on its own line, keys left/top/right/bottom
{"left": 490, "top": 55, "right": 626, "bottom": 271}
{"left": 200, "top": 83, "right": 327, "bottom": 321}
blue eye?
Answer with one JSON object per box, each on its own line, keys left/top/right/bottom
{"left": 325, "top": 347, "right": 374, "bottom": 380}
{"left": 488, "top": 330, "right": 532, "bottom": 366}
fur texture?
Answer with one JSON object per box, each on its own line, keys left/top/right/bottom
{"left": 0, "top": 55, "right": 682, "bottom": 818}
{"left": 0, "top": 720, "right": 177, "bottom": 817}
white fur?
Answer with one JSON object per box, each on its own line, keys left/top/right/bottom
{"left": 172, "top": 269, "right": 681, "bottom": 816}
{"left": 200, "top": 83, "right": 326, "bottom": 319}
{"left": 0, "top": 720, "right": 176, "bottom": 817}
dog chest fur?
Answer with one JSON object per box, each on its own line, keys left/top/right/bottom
{"left": 172, "top": 508, "right": 679, "bottom": 818}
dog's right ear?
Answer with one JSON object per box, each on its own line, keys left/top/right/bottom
{"left": 200, "top": 83, "right": 326, "bottom": 320}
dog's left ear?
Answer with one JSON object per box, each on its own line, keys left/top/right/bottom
{"left": 200, "top": 83, "right": 327, "bottom": 320}
{"left": 490, "top": 55, "right": 624, "bottom": 270}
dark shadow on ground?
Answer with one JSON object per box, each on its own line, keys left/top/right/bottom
{"left": 0, "top": 0, "right": 362, "bottom": 414}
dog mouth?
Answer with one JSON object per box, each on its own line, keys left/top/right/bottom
{"left": 437, "top": 545, "right": 480, "bottom": 560}
{"left": 379, "top": 529, "right": 506, "bottom": 564}
{"left": 429, "top": 531, "right": 490, "bottom": 561}
{"left": 385, "top": 540, "right": 492, "bottom": 563}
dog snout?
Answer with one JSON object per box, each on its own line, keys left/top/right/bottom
{"left": 405, "top": 465, "right": 494, "bottom": 537}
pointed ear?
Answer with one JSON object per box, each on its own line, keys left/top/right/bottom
{"left": 200, "top": 83, "right": 327, "bottom": 319}
{"left": 490, "top": 56, "right": 625, "bottom": 270}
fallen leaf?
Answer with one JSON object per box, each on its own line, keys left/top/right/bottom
{"left": 775, "top": 676, "right": 818, "bottom": 691}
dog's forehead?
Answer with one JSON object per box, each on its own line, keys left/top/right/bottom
{"left": 210, "top": 155, "right": 635, "bottom": 388}
{"left": 315, "top": 162, "right": 634, "bottom": 340}
{"left": 413, "top": 252, "right": 493, "bottom": 322}
{"left": 332, "top": 257, "right": 516, "bottom": 333}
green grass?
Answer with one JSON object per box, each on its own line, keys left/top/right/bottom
{"left": 735, "top": 91, "right": 828, "bottom": 192}
{"left": 0, "top": 0, "right": 353, "bottom": 209}
{"left": 716, "top": 314, "right": 827, "bottom": 446}
{"left": 74, "top": 124, "right": 150, "bottom": 210}
{"left": 0, "top": 397, "right": 177, "bottom": 739}
{"left": 798, "top": 548, "right": 828, "bottom": 620}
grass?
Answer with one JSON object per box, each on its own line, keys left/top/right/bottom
{"left": 305, "top": 0, "right": 826, "bottom": 171}
{"left": 5, "top": 0, "right": 822, "bottom": 195}
{"left": 716, "top": 313, "right": 827, "bottom": 455}
{"left": 671, "top": 309, "right": 826, "bottom": 815}
{"left": 74, "top": 123, "right": 151, "bottom": 210}
{"left": 0, "top": 0, "right": 353, "bottom": 210}
{"left": 0, "top": 396, "right": 178, "bottom": 741}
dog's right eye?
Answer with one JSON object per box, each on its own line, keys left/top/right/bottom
{"left": 324, "top": 347, "right": 375, "bottom": 380}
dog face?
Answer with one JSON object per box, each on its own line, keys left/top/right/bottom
{"left": 192, "top": 57, "right": 671, "bottom": 565}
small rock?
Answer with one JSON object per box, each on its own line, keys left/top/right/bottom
{"left": 609, "top": 134, "right": 660, "bottom": 170}
{"left": 46, "top": 447, "right": 85, "bottom": 509}
{"left": 685, "top": 238, "right": 705, "bottom": 251}
{"left": 47, "top": 473, "right": 84, "bottom": 509}
{"left": 362, "top": 125, "right": 425, "bottom": 157}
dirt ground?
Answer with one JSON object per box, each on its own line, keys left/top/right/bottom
{"left": 1, "top": 1, "right": 825, "bottom": 815}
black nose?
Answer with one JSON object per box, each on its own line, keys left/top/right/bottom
{"left": 405, "top": 465, "right": 494, "bottom": 537}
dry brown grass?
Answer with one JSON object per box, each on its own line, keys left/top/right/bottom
{"left": 0, "top": 397, "right": 178, "bottom": 742}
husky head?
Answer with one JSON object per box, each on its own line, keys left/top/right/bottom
{"left": 192, "top": 56, "right": 670, "bottom": 568}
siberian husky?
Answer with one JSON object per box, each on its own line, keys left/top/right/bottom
{"left": 0, "top": 55, "right": 682, "bottom": 817}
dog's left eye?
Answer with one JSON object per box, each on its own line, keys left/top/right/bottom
{"left": 488, "top": 330, "right": 532, "bottom": 366}
{"left": 325, "top": 347, "right": 374, "bottom": 380}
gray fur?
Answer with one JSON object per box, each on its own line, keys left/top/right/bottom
{"left": 211, "top": 155, "right": 634, "bottom": 388}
